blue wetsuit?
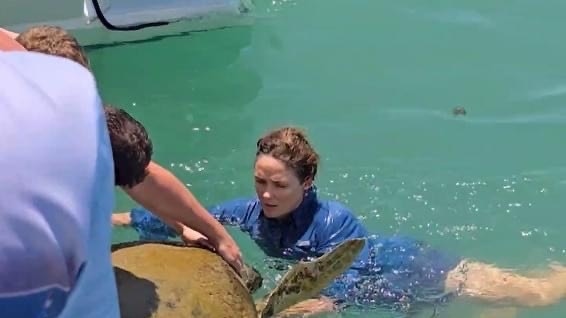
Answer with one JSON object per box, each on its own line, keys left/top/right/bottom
{"left": 128, "top": 187, "right": 461, "bottom": 312}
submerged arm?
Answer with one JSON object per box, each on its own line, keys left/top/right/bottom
{"left": 275, "top": 296, "right": 337, "bottom": 317}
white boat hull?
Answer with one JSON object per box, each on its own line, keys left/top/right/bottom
{"left": 1, "top": 0, "right": 254, "bottom": 46}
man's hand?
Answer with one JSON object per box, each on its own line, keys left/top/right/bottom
{"left": 111, "top": 212, "right": 132, "bottom": 227}
{"left": 215, "top": 239, "right": 244, "bottom": 275}
{"left": 180, "top": 226, "right": 242, "bottom": 273}
{"left": 181, "top": 226, "right": 215, "bottom": 251}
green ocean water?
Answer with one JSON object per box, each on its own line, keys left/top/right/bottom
{"left": 88, "top": 0, "right": 566, "bottom": 316}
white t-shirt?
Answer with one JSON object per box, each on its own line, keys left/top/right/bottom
{"left": 0, "top": 51, "right": 119, "bottom": 318}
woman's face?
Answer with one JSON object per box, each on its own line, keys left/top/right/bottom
{"left": 254, "top": 154, "right": 312, "bottom": 219}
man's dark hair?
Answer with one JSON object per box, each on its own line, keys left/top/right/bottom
{"left": 104, "top": 105, "right": 153, "bottom": 187}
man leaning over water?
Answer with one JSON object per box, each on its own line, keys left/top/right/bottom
{"left": 5, "top": 25, "right": 244, "bottom": 273}
{"left": 0, "top": 39, "right": 120, "bottom": 317}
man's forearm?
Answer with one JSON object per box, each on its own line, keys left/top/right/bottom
{"left": 123, "top": 161, "right": 231, "bottom": 246}
{"left": 0, "top": 28, "right": 19, "bottom": 39}
{"left": 0, "top": 28, "right": 24, "bottom": 51}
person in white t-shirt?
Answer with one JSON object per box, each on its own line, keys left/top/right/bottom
{"left": 0, "top": 46, "right": 119, "bottom": 318}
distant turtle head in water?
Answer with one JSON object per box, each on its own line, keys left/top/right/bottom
{"left": 453, "top": 106, "right": 467, "bottom": 116}
{"left": 111, "top": 239, "right": 365, "bottom": 318}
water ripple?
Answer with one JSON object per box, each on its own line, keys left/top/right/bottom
{"left": 398, "top": 6, "right": 494, "bottom": 28}
{"left": 318, "top": 165, "right": 566, "bottom": 264}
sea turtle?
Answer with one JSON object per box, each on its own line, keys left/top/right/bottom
{"left": 452, "top": 106, "right": 467, "bottom": 116}
{"left": 111, "top": 238, "right": 365, "bottom": 318}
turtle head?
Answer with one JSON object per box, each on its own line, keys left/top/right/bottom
{"left": 241, "top": 264, "right": 263, "bottom": 294}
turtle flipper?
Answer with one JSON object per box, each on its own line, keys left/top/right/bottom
{"left": 257, "top": 238, "right": 366, "bottom": 317}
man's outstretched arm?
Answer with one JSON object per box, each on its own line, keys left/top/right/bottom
{"left": 123, "top": 161, "right": 243, "bottom": 273}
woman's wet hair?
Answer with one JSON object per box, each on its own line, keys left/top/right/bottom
{"left": 255, "top": 126, "right": 320, "bottom": 182}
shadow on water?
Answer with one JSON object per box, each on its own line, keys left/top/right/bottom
{"left": 87, "top": 24, "right": 261, "bottom": 108}
{"left": 114, "top": 266, "right": 160, "bottom": 318}
{"left": 87, "top": 24, "right": 263, "bottom": 186}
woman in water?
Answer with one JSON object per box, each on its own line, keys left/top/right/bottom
{"left": 113, "top": 126, "right": 566, "bottom": 316}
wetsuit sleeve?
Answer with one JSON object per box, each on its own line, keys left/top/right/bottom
{"left": 313, "top": 203, "right": 372, "bottom": 304}
{"left": 207, "top": 198, "right": 256, "bottom": 225}
{"left": 129, "top": 198, "right": 254, "bottom": 240}
{"left": 314, "top": 203, "right": 369, "bottom": 254}
{"left": 129, "top": 207, "right": 179, "bottom": 240}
